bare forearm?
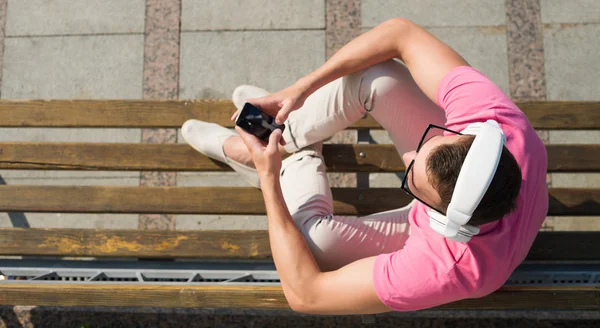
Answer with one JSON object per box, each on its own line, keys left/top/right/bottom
{"left": 260, "top": 175, "right": 321, "bottom": 305}
{"left": 296, "top": 17, "right": 468, "bottom": 103}
{"left": 297, "top": 19, "right": 410, "bottom": 96}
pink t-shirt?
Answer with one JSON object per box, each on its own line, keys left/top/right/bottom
{"left": 373, "top": 66, "right": 548, "bottom": 311}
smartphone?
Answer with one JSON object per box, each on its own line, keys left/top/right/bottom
{"left": 235, "top": 102, "right": 285, "bottom": 141}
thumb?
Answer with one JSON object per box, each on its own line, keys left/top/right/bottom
{"left": 266, "top": 129, "right": 282, "bottom": 155}
{"left": 230, "top": 109, "right": 240, "bottom": 121}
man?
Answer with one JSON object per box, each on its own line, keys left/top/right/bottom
{"left": 182, "top": 18, "right": 548, "bottom": 314}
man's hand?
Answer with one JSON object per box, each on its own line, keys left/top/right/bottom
{"left": 231, "top": 83, "right": 309, "bottom": 125}
{"left": 235, "top": 126, "right": 283, "bottom": 177}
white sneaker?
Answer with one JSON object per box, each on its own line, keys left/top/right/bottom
{"left": 232, "top": 85, "right": 270, "bottom": 111}
{"left": 181, "top": 119, "right": 260, "bottom": 188}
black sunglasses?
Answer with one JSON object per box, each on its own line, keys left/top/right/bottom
{"left": 400, "top": 124, "right": 462, "bottom": 215}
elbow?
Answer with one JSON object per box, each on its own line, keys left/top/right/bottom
{"left": 289, "top": 300, "right": 320, "bottom": 314}
{"left": 285, "top": 289, "right": 319, "bottom": 314}
{"left": 381, "top": 17, "right": 416, "bottom": 31}
{"left": 288, "top": 299, "right": 310, "bottom": 314}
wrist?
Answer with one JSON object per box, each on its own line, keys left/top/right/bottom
{"left": 259, "top": 171, "right": 280, "bottom": 185}
{"left": 295, "top": 75, "right": 318, "bottom": 98}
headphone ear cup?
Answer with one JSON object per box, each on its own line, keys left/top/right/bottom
{"left": 428, "top": 210, "right": 450, "bottom": 236}
{"left": 429, "top": 209, "right": 465, "bottom": 240}
{"left": 429, "top": 210, "right": 478, "bottom": 243}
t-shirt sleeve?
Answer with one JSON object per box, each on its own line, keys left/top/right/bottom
{"left": 436, "top": 66, "right": 528, "bottom": 132}
{"left": 373, "top": 236, "right": 469, "bottom": 311}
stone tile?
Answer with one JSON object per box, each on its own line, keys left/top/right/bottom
{"left": 327, "top": 173, "right": 357, "bottom": 188}
{"left": 141, "top": 128, "right": 177, "bottom": 145}
{"left": 506, "top": 0, "right": 546, "bottom": 101}
{"left": 177, "top": 129, "right": 185, "bottom": 143}
{"left": 427, "top": 27, "right": 510, "bottom": 95}
{"left": 142, "top": 0, "right": 179, "bottom": 229}
{"left": 370, "top": 129, "right": 393, "bottom": 144}
{"left": 369, "top": 130, "right": 400, "bottom": 187}
{"left": 550, "top": 173, "right": 600, "bottom": 188}
{"left": 370, "top": 173, "right": 403, "bottom": 188}
{"left": 140, "top": 1, "right": 180, "bottom": 234}
{"left": 0, "top": 170, "right": 140, "bottom": 186}
{"left": 326, "top": 0, "right": 363, "bottom": 193}
{"left": 177, "top": 172, "right": 253, "bottom": 187}
{"left": 143, "top": 0, "right": 180, "bottom": 100}
{"left": 181, "top": 0, "right": 325, "bottom": 31}
{"left": 549, "top": 131, "right": 600, "bottom": 144}
{"left": 326, "top": 0, "right": 361, "bottom": 59}
{"left": 0, "top": 128, "right": 140, "bottom": 142}
{"left": 539, "top": 217, "right": 554, "bottom": 231}
{"left": 176, "top": 215, "right": 268, "bottom": 230}
{"left": 0, "top": 0, "right": 6, "bottom": 96}
{"left": 361, "top": 0, "right": 506, "bottom": 28}
{"left": 551, "top": 216, "right": 600, "bottom": 231}
{"left": 179, "top": 31, "right": 324, "bottom": 99}
{"left": 544, "top": 24, "right": 600, "bottom": 100}
{"left": 5, "top": 0, "right": 145, "bottom": 36}
{"left": 541, "top": 0, "right": 600, "bottom": 24}
{"left": 536, "top": 130, "right": 550, "bottom": 143}
{"left": 138, "top": 214, "right": 175, "bottom": 230}
{"left": 326, "top": 130, "right": 357, "bottom": 188}
{"left": 0, "top": 213, "right": 139, "bottom": 229}
{"left": 2, "top": 35, "right": 143, "bottom": 99}
{"left": 140, "top": 171, "right": 176, "bottom": 187}
{"left": 368, "top": 130, "right": 404, "bottom": 187}
{"left": 360, "top": 26, "right": 509, "bottom": 94}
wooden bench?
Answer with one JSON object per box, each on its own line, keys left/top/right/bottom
{"left": 0, "top": 100, "right": 598, "bottom": 310}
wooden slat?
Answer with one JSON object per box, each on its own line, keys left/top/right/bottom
{"left": 0, "top": 100, "right": 377, "bottom": 129}
{"left": 0, "top": 229, "right": 272, "bottom": 258}
{"left": 0, "top": 143, "right": 405, "bottom": 172}
{"left": 546, "top": 145, "right": 600, "bottom": 172}
{"left": 548, "top": 188, "right": 600, "bottom": 216}
{"left": 0, "top": 186, "right": 413, "bottom": 215}
{"left": 0, "top": 100, "right": 598, "bottom": 129}
{"left": 527, "top": 232, "right": 600, "bottom": 261}
{"left": 519, "top": 101, "right": 600, "bottom": 130}
{"left": 1, "top": 143, "right": 598, "bottom": 173}
{"left": 0, "top": 229, "right": 595, "bottom": 260}
{"left": 0, "top": 186, "right": 597, "bottom": 216}
{"left": 0, "top": 284, "right": 597, "bottom": 309}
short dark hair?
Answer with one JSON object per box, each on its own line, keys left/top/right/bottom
{"left": 426, "top": 136, "right": 522, "bottom": 226}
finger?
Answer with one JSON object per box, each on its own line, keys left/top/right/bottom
{"left": 275, "top": 102, "right": 290, "bottom": 125}
{"left": 247, "top": 97, "right": 264, "bottom": 108}
{"left": 249, "top": 97, "right": 279, "bottom": 118}
{"left": 235, "top": 127, "right": 263, "bottom": 153}
{"left": 230, "top": 109, "right": 240, "bottom": 122}
{"left": 267, "top": 129, "right": 282, "bottom": 154}
{"left": 279, "top": 135, "right": 287, "bottom": 146}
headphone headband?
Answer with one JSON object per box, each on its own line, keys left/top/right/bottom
{"left": 428, "top": 120, "right": 505, "bottom": 242}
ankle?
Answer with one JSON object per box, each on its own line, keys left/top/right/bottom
{"left": 223, "top": 136, "right": 255, "bottom": 167}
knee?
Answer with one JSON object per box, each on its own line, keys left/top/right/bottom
{"left": 298, "top": 215, "right": 337, "bottom": 256}
{"left": 358, "top": 60, "right": 412, "bottom": 111}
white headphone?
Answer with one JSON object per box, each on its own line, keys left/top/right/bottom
{"left": 428, "top": 120, "right": 506, "bottom": 243}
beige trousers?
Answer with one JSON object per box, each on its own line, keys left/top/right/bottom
{"left": 278, "top": 60, "right": 446, "bottom": 271}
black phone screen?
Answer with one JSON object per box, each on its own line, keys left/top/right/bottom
{"left": 235, "top": 103, "right": 285, "bottom": 141}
